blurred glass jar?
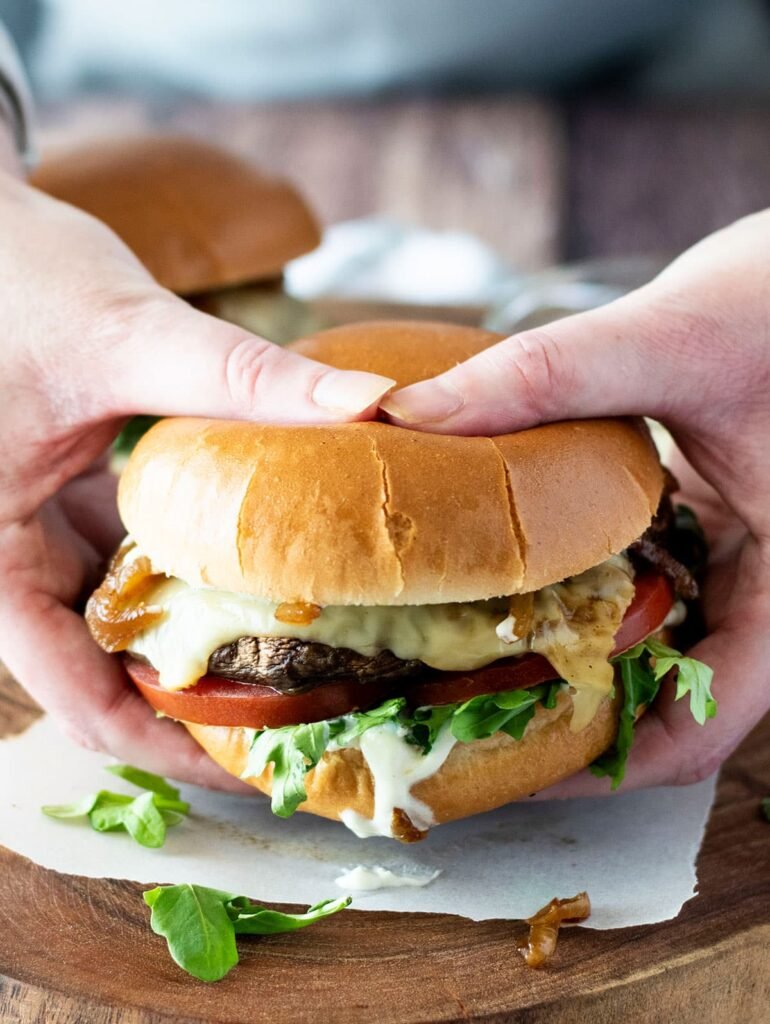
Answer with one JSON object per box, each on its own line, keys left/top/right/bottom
{"left": 484, "top": 255, "right": 667, "bottom": 334}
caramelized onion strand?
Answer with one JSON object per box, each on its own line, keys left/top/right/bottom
{"left": 85, "top": 548, "right": 165, "bottom": 653}
{"left": 274, "top": 601, "right": 322, "bottom": 626}
{"left": 517, "top": 891, "right": 591, "bottom": 968}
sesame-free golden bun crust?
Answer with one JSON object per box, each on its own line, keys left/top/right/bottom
{"left": 184, "top": 690, "right": 620, "bottom": 834}
{"left": 118, "top": 321, "right": 664, "bottom": 605}
{"left": 31, "top": 135, "right": 320, "bottom": 295}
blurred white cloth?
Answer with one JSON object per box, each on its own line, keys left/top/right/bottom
{"left": 285, "top": 219, "right": 514, "bottom": 307}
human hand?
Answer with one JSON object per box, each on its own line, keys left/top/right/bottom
{"left": 0, "top": 143, "right": 394, "bottom": 790}
{"left": 382, "top": 212, "right": 770, "bottom": 793}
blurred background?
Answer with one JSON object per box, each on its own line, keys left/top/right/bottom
{"left": 3, "top": 0, "right": 770, "bottom": 329}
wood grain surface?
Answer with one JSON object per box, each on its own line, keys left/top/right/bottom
{"left": 0, "top": 664, "right": 768, "bottom": 1024}
{"left": 565, "top": 102, "right": 770, "bottom": 261}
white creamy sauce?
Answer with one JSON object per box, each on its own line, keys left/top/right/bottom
{"left": 495, "top": 612, "right": 523, "bottom": 644}
{"left": 336, "top": 722, "right": 457, "bottom": 839}
{"left": 334, "top": 865, "right": 441, "bottom": 892}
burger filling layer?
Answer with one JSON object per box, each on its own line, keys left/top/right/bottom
{"left": 94, "top": 544, "right": 637, "bottom": 733}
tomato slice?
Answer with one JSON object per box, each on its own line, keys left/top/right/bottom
{"left": 126, "top": 569, "right": 674, "bottom": 728}
{"left": 612, "top": 569, "right": 673, "bottom": 656}
{"left": 125, "top": 657, "right": 394, "bottom": 729}
{"left": 405, "top": 654, "right": 556, "bottom": 708}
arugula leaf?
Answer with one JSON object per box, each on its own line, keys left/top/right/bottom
{"left": 761, "top": 797, "right": 770, "bottom": 823}
{"left": 144, "top": 884, "right": 239, "bottom": 983}
{"left": 330, "top": 698, "right": 405, "bottom": 747}
{"left": 229, "top": 895, "right": 351, "bottom": 935}
{"left": 42, "top": 792, "right": 103, "bottom": 818}
{"left": 120, "top": 791, "right": 168, "bottom": 848}
{"left": 41, "top": 767, "right": 189, "bottom": 846}
{"left": 143, "top": 885, "right": 350, "bottom": 982}
{"left": 89, "top": 800, "right": 134, "bottom": 833}
{"left": 407, "top": 704, "right": 455, "bottom": 753}
{"left": 643, "top": 637, "right": 717, "bottom": 726}
{"left": 590, "top": 651, "right": 661, "bottom": 789}
{"left": 590, "top": 640, "right": 715, "bottom": 789}
{"left": 450, "top": 685, "right": 549, "bottom": 743}
{"left": 541, "top": 682, "right": 562, "bottom": 710}
{"left": 244, "top": 720, "right": 331, "bottom": 817}
{"left": 105, "top": 764, "right": 181, "bottom": 800}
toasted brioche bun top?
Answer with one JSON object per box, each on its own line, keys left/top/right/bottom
{"left": 31, "top": 135, "right": 320, "bottom": 295}
{"left": 118, "top": 321, "right": 663, "bottom": 605}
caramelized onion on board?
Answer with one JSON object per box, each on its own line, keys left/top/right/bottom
{"left": 85, "top": 549, "right": 165, "bottom": 652}
{"left": 274, "top": 601, "right": 322, "bottom": 625}
{"left": 517, "top": 892, "right": 591, "bottom": 968}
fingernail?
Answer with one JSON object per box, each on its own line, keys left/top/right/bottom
{"left": 312, "top": 370, "right": 396, "bottom": 415}
{"left": 380, "top": 380, "right": 465, "bottom": 424}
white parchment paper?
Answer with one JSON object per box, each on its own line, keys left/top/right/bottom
{"left": 0, "top": 717, "right": 716, "bottom": 928}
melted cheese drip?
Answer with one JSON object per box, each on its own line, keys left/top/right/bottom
{"left": 533, "top": 559, "right": 635, "bottom": 731}
{"left": 335, "top": 722, "right": 457, "bottom": 838}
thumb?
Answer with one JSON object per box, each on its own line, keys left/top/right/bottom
{"left": 101, "top": 296, "right": 395, "bottom": 425}
{"left": 380, "top": 291, "right": 700, "bottom": 435}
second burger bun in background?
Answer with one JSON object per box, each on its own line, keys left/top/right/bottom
{"left": 102, "top": 321, "right": 674, "bottom": 840}
{"left": 31, "top": 134, "right": 320, "bottom": 341}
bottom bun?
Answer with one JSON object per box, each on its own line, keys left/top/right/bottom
{"left": 183, "top": 690, "right": 621, "bottom": 839}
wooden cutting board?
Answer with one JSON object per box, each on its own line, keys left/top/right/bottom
{"left": 0, "top": 667, "right": 768, "bottom": 1023}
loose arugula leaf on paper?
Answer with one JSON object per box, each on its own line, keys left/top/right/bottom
{"left": 143, "top": 883, "right": 351, "bottom": 982}
{"left": 42, "top": 764, "right": 190, "bottom": 848}
{"left": 105, "top": 764, "right": 182, "bottom": 800}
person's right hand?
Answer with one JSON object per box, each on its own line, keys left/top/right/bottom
{"left": 382, "top": 211, "right": 770, "bottom": 794}
{"left": 0, "top": 154, "right": 394, "bottom": 789}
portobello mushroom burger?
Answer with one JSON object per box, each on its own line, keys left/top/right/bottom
{"left": 86, "top": 321, "right": 715, "bottom": 841}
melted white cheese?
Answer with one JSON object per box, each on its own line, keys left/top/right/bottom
{"left": 126, "top": 550, "right": 635, "bottom": 732}
{"left": 336, "top": 722, "right": 457, "bottom": 838}
{"left": 334, "top": 865, "right": 441, "bottom": 891}
{"left": 129, "top": 581, "right": 517, "bottom": 689}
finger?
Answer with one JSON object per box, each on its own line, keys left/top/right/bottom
{"left": 380, "top": 289, "right": 714, "bottom": 435}
{"left": 98, "top": 297, "right": 395, "bottom": 425}
{"left": 0, "top": 595, "right": 251, "bottom": 792}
